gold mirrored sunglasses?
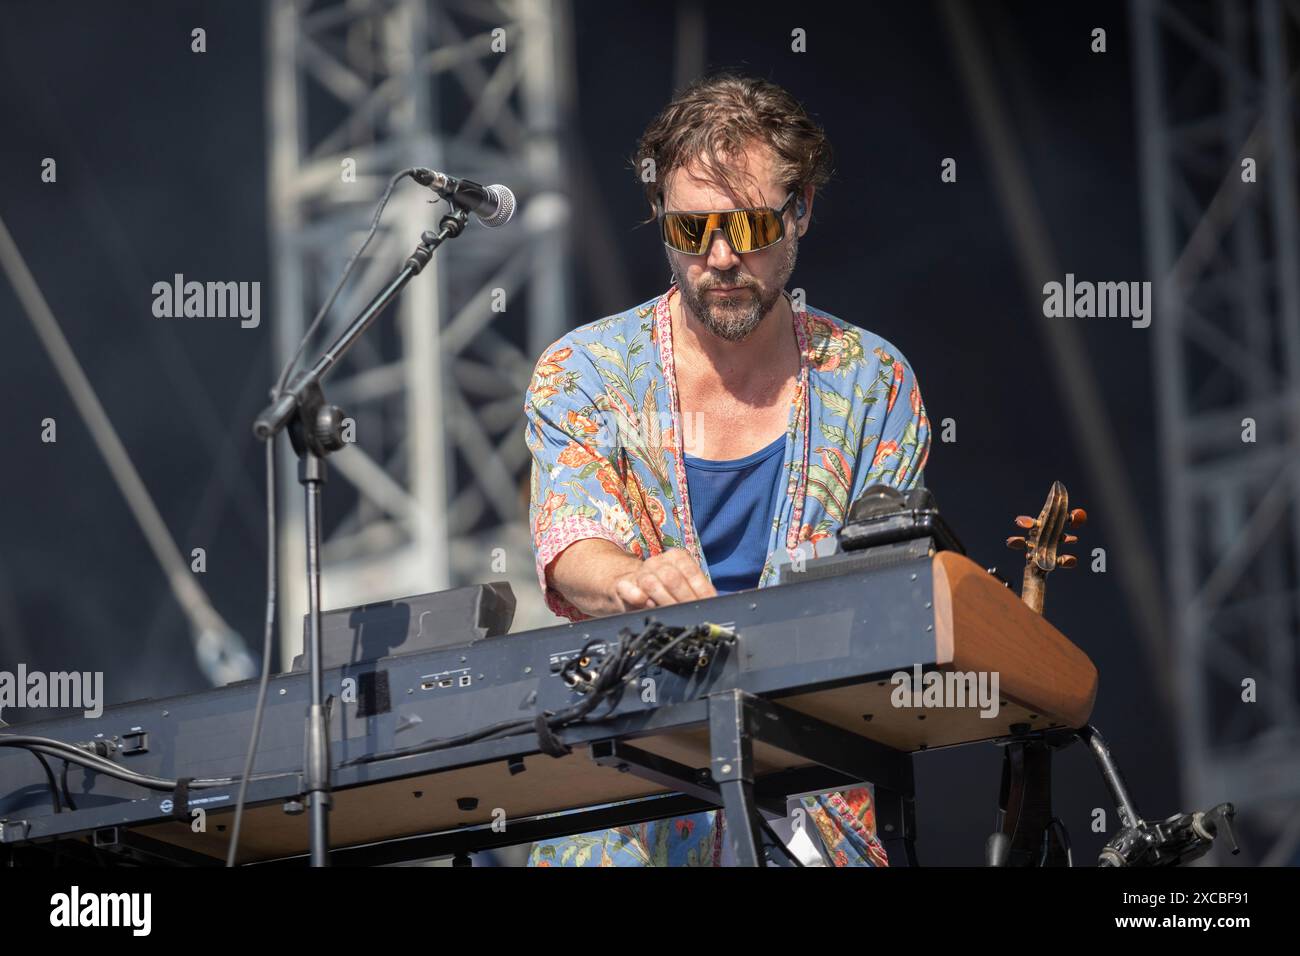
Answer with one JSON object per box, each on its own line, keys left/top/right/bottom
{"left": 659, "top": 192, "right": 797, "bottom": 255}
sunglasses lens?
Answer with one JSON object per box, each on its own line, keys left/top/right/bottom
{"left": 727, "top": 209, "right": 782, "bottom": 251}
{"left": 662, "top": 208, "right": 783, "bottom": 254}
{"left": 662, "top": 213, "right": 712, "bottom": 254}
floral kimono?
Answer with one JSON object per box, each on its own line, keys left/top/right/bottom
{"left": 523, "top": 285, "right": 931, "bottom": 866}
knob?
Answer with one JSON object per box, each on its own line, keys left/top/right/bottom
{"left": 313, "top": 404, "right": 348, "bottom": 454}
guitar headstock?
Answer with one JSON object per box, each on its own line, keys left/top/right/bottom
{"left": 1005, "top": 480, "right": 1086, "bottom": 613}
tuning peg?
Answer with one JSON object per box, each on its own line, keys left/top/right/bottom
{"left": 1014, "top": 516, "right": 1035, "bottom": 529}
{"left": 1006, "top": 536, "right": 1028, "bottom": 551}
{"left": 1063, "top": 534, "right": 1078, "bottom": 544}
{"left": 1068, "top": 508, "right": 1087, "bottom": 527}
{"left": 1058, "top": 554, "right": 1078, "bottom": 569}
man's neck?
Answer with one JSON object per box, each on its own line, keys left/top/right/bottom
{"left": 669, "top": 286, "right": 798, "bottom": 398}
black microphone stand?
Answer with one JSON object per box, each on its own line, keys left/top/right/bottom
{"left": 252, "top": 206, "right": 469, "bottom": 867}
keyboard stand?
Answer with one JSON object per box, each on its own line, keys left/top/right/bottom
{"left": 589, "top": 689, "right": 918, "bottom": 867}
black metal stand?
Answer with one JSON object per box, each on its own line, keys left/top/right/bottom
{"left": 299, "top": 452, "right": 330, "bottom": 865}
{"left": 1079, "top": 724, "right": 1239, "bottom": 866}
{"left": 984, "top": 722, "right": 1239, "bottom": 867}
{"left": 986, "top": 728, "right": 1071, "bottom": 866}
{"left": 253, "top": 209, "right": 470, "bottom": 867}
{"left": 593, "top": 690, "right": 917, "bottom": 867}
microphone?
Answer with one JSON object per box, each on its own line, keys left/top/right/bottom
{"left": 412, "top": 168, "right": 515, "bottom": 228}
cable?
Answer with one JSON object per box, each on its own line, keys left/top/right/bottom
{"left": 32, "top": 750, "right": 207, "bottom": 789}
{"left": 0, "top": 735, "right": 293, "bottom": 792}
{"left": 339, "top": 716, "right": 537, "bottom": 767}
{"left": 6, "top": 743, "right": 178, "bottom": 791}
{"left": 627, "top": 629, "right": 693, "bottom": 683}
{"left": 30, "top": 750, "right": 60, "bottom": 814}
{"left": 226, "top": 439, "right": 279, "bottom": 867}
{"left": 8, "top": 737, "right": 174, "bottom": 780}
{"left": 60, "top": 759, "right": 76, "bottom": 812}
{"left": 273, "top": 168, "right": 421, "bottom": 397}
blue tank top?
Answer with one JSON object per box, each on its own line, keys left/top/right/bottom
{"left": 683, "top": 433, "right": 787, "bottom": 593}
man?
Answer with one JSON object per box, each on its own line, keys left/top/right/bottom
{"left": 523, "top": 73, "right": 930, "bottom": 866}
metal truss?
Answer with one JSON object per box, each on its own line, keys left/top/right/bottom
{"left": 266, "top": 0, "right": 573, "bottom": 663}
{"left": 1132, "top": 0, "right": 1300, "bottom": 865}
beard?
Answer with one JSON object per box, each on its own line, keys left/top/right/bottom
{"left": 669, "top": 231, "right": 799, "bottom": 343}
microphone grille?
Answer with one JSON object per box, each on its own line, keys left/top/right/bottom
{"left": 482, "top": 185, "right": 516, "bottom": 228}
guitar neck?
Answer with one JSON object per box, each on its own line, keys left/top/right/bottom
{"left": 1021, "top": 565, "right": 1047, "bottom": 616}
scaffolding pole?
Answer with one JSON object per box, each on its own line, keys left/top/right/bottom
{"left": 266, "top": 0, "right": 573, "bottom": 665}
{"left": 1132, "top": 0, "right": 1300, "bottom": 865}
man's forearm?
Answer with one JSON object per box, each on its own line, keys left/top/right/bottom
{"left": 547, "top": 538, "right": 643, "bottom": 617}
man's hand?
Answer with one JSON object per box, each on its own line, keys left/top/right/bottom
{"left": 610, "top": 547, "right": 716, "bottom": 611}
{"left": 548, "top": 540, "right": 716, "bottom": 618}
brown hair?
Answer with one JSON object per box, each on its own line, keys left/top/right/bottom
{"left": 635, "top": 73, "right": 833, "bottom": 219}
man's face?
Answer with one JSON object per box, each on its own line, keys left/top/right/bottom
{"left": 662, "top": 147, "right": 807, "bottom": 343}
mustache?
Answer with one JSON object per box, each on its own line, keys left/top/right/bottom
{"left": 699, "top": 275, "right": 758, "bottom": 292}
